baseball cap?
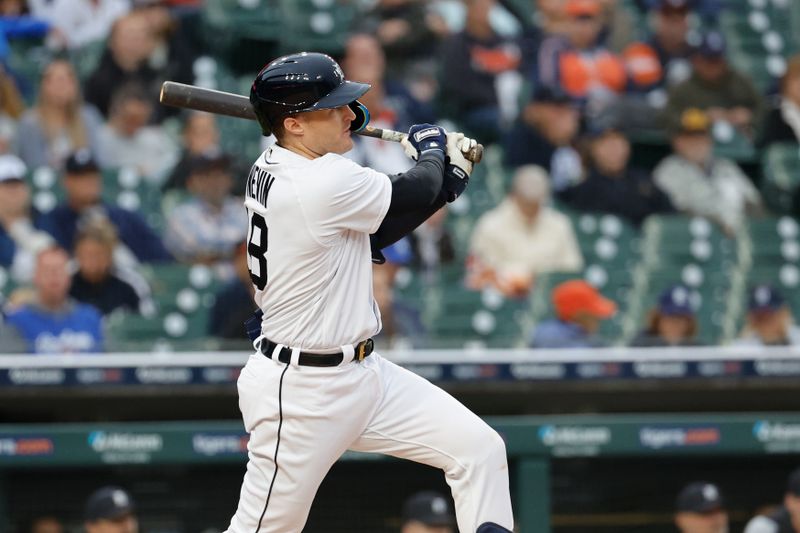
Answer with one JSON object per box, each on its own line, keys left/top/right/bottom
{"left": 565, "top": 0, "right": 602, "bottom": 17}
{"left": 0, "top": 154, "right": 27, "bottom": 183}
{"left": 84, "top": 486, "right": 136, "bottom": 522}
{"left": 65, "top": 149, "right": 100, "bottom": 175}
{"left": 786, "top": 467, "right": 800, "bottom": 495}
{"left": 657, "top": 0, "right": 691, "bottom": 13}
{"left": 552, "top": 280, "right": 617, "bottom": 321}
{"left": 692, "top": 31, "right": 727, "bottom": 58}
{"left": 531, "top": 85, "right": 573, "bottom": 105}
{"left": 669, "top": 107, "right": 711, "bottom": 136}
{"left": 658, "top": 285, "right": 696, "bottom": 316}
{"left": 401, "top": 491, "right": 456, "bottom": 527}
{"left": 748, "top": 284, "right": 785, "bottom": 313}
{"left": 187, "top": 152, "right": 232, "bottom": 176}
{"left": 676, "top": 482, "right": 725, "bottom": 513}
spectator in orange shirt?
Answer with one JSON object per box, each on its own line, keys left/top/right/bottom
{"left": 534, "top": 0, "right": 627, "bottom": 110}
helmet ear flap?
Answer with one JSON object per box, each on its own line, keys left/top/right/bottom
{"left": 349, "top": 100, "right": 370, "bottom": 132}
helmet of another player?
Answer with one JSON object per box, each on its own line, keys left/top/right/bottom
{"left": 250, "top": 52, "right": 371, "bottom": 137}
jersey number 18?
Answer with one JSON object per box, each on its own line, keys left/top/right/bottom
{"left": 247, "top": 212, "right": 268, "bottom": 290}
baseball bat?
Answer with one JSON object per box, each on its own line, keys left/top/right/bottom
{"left": 159, "top": 81, "right": 483, "bottom": 163}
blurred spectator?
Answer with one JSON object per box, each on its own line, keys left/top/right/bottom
{"left": 744, "top": 467, "right": 800, "bottom": 533}
{"left": 131, "top": 0, "right": 194, "bottom": 121}
{"left": 208, "top": 241, "right": 256, "bottom": 340}
{"left": 631, "top": 284, "right": 701, "bottom": 347}
{"left": 401, "top": 491, "right": 456, "bottom": 533}
{"left": 664, "top": 30, "right": 763, "bottom": 138}
{"left": 409, "top": 206, "right": 455, "bottom": 276}
{"left": 561, "top": 120, "right": 674, "bottom": 225}
{"left": 0, "top": 64, "right": 25, "bottom": 151}
{"left": 504, "top": 86, "right": 582, "bottom": 191}
{"left": 342, "top": 33, "right": 426, "bottom": 174}
{"left": 96, "top": 82, "right": 178, "bottom": 184}
{"left": 0, "top": 5, "right": 50, "bottom": 67}
{"left": 675, "top": 481, "right": 729, "bottom": 533}
{"left": 373, "top": 238, "right": 414, "bottom": 346}
{"left": 84, "top": 12, "right": 158, "bottom": 118}
{"left": 735, "top": 285, "right": 800, "bottom": 347}
{"left": 163, "top": 153, "right": 246, "bottom": 274}
{"left": 0, "top": 154, "right": 55, "bottom": 283}
{"left": 439, "top": 0, "right": 522, "bottom": 142}
{"left": 4, "top": 247, "right": 103, "bottom": 354}
{"left": 760, "top": 55, "right": 800, "bottom": 149}
{"left": 29, "top": 0, "right": 128, "bottom": 50}
{"left": 16, "top": 59, "right": 104, "bottom": 171}
{"left": 162, "top": 111, "right": 221, "bottom": 191}
{"left": 470, "top": 165, "right": 583, "bottom": 297}
{"left": 70, "top": 223, "right": 141, "bottom": 316}
{"left": 19, "top": 515, "right": 64, "bottom": 533}
{"left": 624, "top": 0, "right": 692, "bottom": 95}
{"left": 84, "top": 485, "right": 138, "bottom": 533}
{"left": 529, "top": 279, "right": 616, "bottom": 347}
{"left": 44, "top": 149, "right": 172, "bottom": 264}
{"left": 654, "top": 108, "right": 762, "bottom": 233}
{"left": 534, "top": 0, "right": 627, "bottom": 110}
{"left": 356, "top": 0, "right": 441, "bottom": 80}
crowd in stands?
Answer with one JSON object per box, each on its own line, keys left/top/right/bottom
{"left": 0, "top": 0, "right": 798, "bottom": 353}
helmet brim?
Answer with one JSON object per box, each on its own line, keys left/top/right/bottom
{"left": 310, "top": 80, "right": 371, "bottom": 111}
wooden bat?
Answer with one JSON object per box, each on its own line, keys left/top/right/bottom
{"left": 159, "top": 81, "right": 484, "bottom": 163}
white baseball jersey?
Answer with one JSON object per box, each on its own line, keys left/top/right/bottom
{"left": 243, "top": 144, "right": 392, "bottom": 351}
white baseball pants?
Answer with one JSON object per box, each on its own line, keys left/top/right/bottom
{"left": 225, "top": 350, "right": 514, "bottom": 533}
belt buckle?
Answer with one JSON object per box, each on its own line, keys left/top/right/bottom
{"left": 356, "top": 339, "right": 373, "bottom": 362}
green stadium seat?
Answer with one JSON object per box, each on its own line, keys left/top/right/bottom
{"left": 761, "top": 142, "right": 800, "bottom": 214}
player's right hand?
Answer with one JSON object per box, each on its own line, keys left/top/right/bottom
{"left": 402, "top": 123, "right": 447, "bottom": 161}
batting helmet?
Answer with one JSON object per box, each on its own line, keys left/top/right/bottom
{"left": 250, "top": 52, "right": 371, "bottom": 136}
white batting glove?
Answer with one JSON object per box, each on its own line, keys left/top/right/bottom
{"left": 401, "top": 136, "right": 419, "bottom": 161}
{"left": 446, "top": 132, "right": 477, "bottom": 177}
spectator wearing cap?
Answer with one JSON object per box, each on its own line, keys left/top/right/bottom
{"left": 561, "top": 118, "right": 674, "bottom": 225}
{"left": 16, "top": 59, "right": 104, "bottom": 171}
{"left": 623, "top": 0, "right": 693, "bottom": 95}
{"left": 653, "top": 108, "right": 762, "bottom": 233}
{"left": 208, "top": 240, "right": 257, "bottom": 342}
{"left": 664, "top": 30, "right": 763, "bottom": 138}
{"left": 400, "top": 490, "right": 456, "bottom": 533}
{"left": 96, "top": 82, "right": 178, "bottom": 185}
{"left": 744, "top": 467, "right": 800, "bottom": 533}
{"left": 631, "top": 284, "right": 701, "bottom": 347}
{"left": 163, "top": 153, "right": 247, "bottom": 276}
{"left": 530, "top": 279, "right": 616, "bottom": 348}
{"left": 4, "top": 246, "right": 103, "bottom": 354}
{"left": 162, "top": 111, "right": 222, "bottom": 192}
{"left": 503, "top": 86, "right": 583, "bottom": 191}
{"left": 675, "top": 481, "right": 729, "bottom": 533}
{"left": 44, "top": 149, "right": 172, "bottom": 264}
{"left": 84, "top": 485, "right": 138, "bottom": 533}
{"left": 0, "top": 154, "right": 56, "bottom": 283}
{"left": 70, "top": 222, "right": 143, "bottom": 316}
{"left": 533, "top": 0, "right": 627, "bottom": 109}
{"left": 735, "top": 285, "right": 800, "bottom": 347}
{"left": 469, "top": 165, "right": 583, "bottom": 297}
{"left": 438, "top": 0, "right": 522, "bottom": 143}
{"left": 760, "top": 54, "right": 800, "bottom": 149}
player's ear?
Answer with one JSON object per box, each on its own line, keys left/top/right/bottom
{"left": 283, "top": 116, "right": 304, "bottom": 137}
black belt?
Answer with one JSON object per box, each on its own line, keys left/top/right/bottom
{"left": 260, "top": 338, "right": 374, "bottom": 367}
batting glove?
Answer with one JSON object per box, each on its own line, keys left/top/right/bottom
{"left": 443, "top": 132, "right": 477, "bottom": 202}
{"left": 402, "top": 123, "right": 447, "bottom": 161}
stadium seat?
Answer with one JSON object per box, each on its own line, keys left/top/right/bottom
{"left": 761, "top": 142, "right": 800, "bottom": 214}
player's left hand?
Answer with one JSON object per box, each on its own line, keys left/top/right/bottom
{"left": 402, "top": 123, "right": 447, "bottom": 161}
{"left": 443, "top": 132, "right": 477, "bottom": 202}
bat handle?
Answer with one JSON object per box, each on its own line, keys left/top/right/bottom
{"left": 357, "top": 126, "right": 484, "bottom": 164}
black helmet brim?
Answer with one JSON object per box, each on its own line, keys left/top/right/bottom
{"left": 310, "top": 80, "right": 371, "bottom": 111}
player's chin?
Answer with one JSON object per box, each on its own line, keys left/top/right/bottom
{"left": 338, "top": 133, "right": 354, "bottom": 153}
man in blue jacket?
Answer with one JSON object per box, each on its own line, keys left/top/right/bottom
{"left": 43, "top": 149, "right": 172, "bottom": 263}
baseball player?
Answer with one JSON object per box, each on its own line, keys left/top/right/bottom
{"left": 224, "top": 52, "right": 514, "bottom": 533}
